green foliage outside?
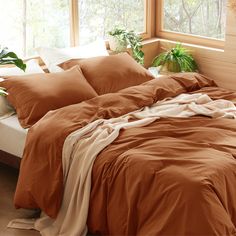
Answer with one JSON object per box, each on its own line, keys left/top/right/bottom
{"left": 0, "top": 0, "right": 70, "bottom": 57}
{"left": 164, "top": 0, "right": 227, "bottom": 39}
{"left": 0, "top": 0, "right": 144, "bottom": 57}
{"left": 79, "top": 0, "right": 144, "bottom": 45}
{"left": 0, "top": 0, "right": 227, "bottom": 58}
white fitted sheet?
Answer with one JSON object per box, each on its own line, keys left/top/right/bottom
{"left": 0, "top": 115, "right": 27, "bottom": 158}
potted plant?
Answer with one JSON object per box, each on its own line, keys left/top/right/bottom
{"left": 108, "top": 28, "right": 144, "bottom": 65}
{"left": 152, "top": 43, "right": 198, "bottom": 73}
{"left": 0, "top": 47, "right": 26, "bottom": 96}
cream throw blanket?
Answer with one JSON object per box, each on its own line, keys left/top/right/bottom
{"left": 8, "top": 93, "right": 236, "bottom": 236}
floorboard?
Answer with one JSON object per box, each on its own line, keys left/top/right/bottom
{"left": 0, "top": 163, "right": 40, "bottom": 236}
{"left": 0, "top": 163, "right": 95, "bottom": 236}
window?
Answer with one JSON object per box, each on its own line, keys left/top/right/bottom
{"left": 0, "top": 0, "right": 148, "bottom": 57}
{"left": 0, "top": 0, "right": 70, "bottom": 57}
{"left": 158, "top": 0, "right": 227, "bottom": 47}
{"left": 78, "top": 0, "right": 146, "bottom": 45}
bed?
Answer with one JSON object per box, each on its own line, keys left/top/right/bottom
{"left": 7, "top": 73, "right": 236, "bottom": 236}
{"left": 2, "top": 52, "right": 236, "bottom": 235}
{"left": 0, "top": 115, "right": 27, "bottom": 168}
{"left": 0, "top": 58, "right": 44, "bottom": 168}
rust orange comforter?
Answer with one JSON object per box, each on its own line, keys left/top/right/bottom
{"left": 15, "top": 73, "right": 236, "bottom": 235}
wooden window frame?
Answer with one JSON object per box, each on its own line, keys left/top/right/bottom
{"left": 69, "top": 0, "right": 79, "bottom": 46}
{"left": 141, "top": 0, "right": 156, "bottom": 39}
{"left": 69, "top": 0, "right": 155, "bottom": 46}
{"left": 156, "top": 0, "right": 225, "bottom": 49}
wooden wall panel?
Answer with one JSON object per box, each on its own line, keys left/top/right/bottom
{"left": 197, "top": 58, "right": 236, "bottom": 89}
{"left": 225, "top": 10, "right": 236, "bottom": 35}
{"left": 142, "top": 39, "right": 160, "bottom": 67}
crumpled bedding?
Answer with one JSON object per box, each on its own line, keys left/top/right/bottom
{"left": 14, "top": 73, "right": 236, "bottom": 235}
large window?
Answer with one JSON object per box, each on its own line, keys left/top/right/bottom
{"left": 78, "top": 0, "right": 146, "bottom": 45}
{"left": 0, "top": 0, "right": 147, "bottom": 57}
{"left": 158, "top": 0, "right": 227, "bottom": 47}
{"left": 0, "top": 0, "right": 70, "bottom": 57}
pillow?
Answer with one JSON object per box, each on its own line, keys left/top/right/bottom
{"left": 0, "top": 60, "right": 45, "bottom": 120}
{"left": 0, "top": 66, "right": 98, "bottom": 128}
{"left": 37, "top": 40, "right": 109, "bottom": 73}
{"left": 0, "top": 59, "right": 44, "bottom": 76}
{"left": 59, "top": 53, "right": 155, "bottom": 95}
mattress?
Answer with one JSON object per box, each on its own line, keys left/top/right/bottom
{"left": 0, "top": 115, "right": 27, "bottom": 158}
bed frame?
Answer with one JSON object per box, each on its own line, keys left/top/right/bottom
{"left": 0, "top": 150, "right": 21, "bottom": 169}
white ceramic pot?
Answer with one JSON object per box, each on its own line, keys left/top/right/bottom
{"left": 108, "top": 36, "right": 127, "bottom": 52}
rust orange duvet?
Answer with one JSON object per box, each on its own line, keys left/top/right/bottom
{"left": 14, "top": 73, "right": 236, "bottom": 235}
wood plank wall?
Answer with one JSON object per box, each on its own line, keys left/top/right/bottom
{"left": 142, "top": 5, "right": 236, "bottom": 91}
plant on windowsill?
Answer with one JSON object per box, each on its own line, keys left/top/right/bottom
{"left": 152, "top": 43, "right": 198, "bottom": 74}
{"left": 108, "top": 28, "right": 145, "bottom": 65}
{"left": 0, "top": 47, "right": 26, "bottom": 96}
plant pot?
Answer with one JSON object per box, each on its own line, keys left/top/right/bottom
{"left": 108, "top": 36, "right": 127, "bottom": 52}
{"left": 160, "top": 61, "right": 181, "bottom": 73}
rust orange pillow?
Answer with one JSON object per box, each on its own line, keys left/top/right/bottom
{"left": 59, "top": 53, "right": 154, "bottom": 95}
{"left": 0, "top": 66, "right": 98, "bottom": 128}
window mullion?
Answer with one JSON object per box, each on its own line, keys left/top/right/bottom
{"left": 70, "top": 0, "right": 79, "bottom": 46}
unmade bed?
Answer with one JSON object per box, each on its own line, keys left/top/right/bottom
{"left": 7, "top": 73, "right": 236, "bottom": 236}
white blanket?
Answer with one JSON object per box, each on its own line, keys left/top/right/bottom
{"left": 8, "top": 93, "right": 236, "bottom": 236}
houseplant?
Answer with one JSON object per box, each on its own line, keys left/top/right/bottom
{"left": 0, "top": 47, "right": 26, "bottom": 71}
{"left": 108, "top": 28, "right": 144, "bottom": 65}
{"left": 152, "top": 43, "right": 198, "bottom": 73}
{"left": 0, "top": 47, "right": 26, "bottom": 96}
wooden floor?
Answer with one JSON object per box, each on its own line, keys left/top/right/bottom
{"left": 0, "top": 163, "right": 40, "bottom": 236}
{"left": 0, "top": 163, "right": 95, "bottom": 236}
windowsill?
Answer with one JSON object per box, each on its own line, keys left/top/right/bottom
{"left": 141, "top": 37, "right": 224, "bottom": 53}
{"left": 1, "top": 37, "right": 223, "bottom": 70}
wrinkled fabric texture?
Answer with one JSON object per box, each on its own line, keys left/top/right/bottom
{"left": 14, "top": 73, "right": 236, "bottom": 235}
{"left": 1, "top": 66, "right": 97, "bottom": 128}
{"left": 24, "top": 93, "right": 236, "bottom": 236}
{"left": 59, "top": 53, "right": 154, "bottom": 95}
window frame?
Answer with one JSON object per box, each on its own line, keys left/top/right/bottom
{"left": 141, "top": 0, "right": 156, "bottom": 39}
{"left": 69, "top": 0, "right": 155, "bottom": 46}
{"left": 156, "top": 0, "right": 225, "bottom": 49}
{"left": 70, "top": 0, "right": 79, "bottom": 46}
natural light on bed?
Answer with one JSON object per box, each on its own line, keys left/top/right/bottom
{"left": 1, "top": 1, "right": 236, "bottom": 236}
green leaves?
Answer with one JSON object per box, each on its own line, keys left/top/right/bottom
{"left": 108, "top": 28, "right": 145, "bottom": 65}
{"left": 0, "top": 47, "right": 26, "bottom": 71}
{"left": 0, "top": 48, "right": 26, "bottom": 97}
{"left": 152, "top": 43, "right": 198, "bottom": 73}
{"left": 0, "top": 87, "right": 8, "bottom": 96}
